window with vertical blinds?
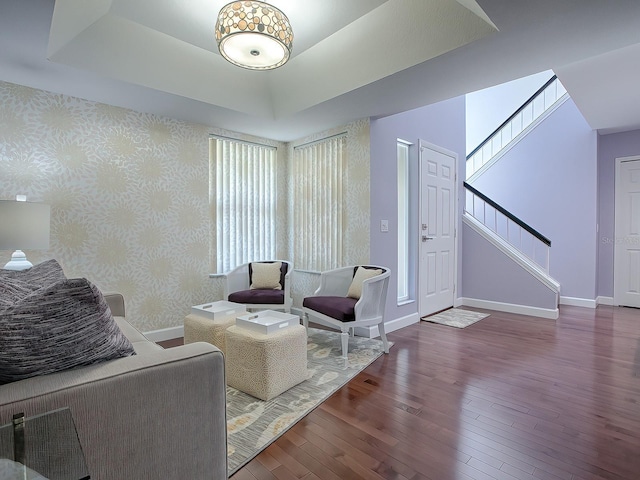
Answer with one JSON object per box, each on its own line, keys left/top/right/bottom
{"left": 210, "top": 137, "right": 277, "bottom": 273}
{"left": 293, "top": 134, "right": 346, "bottom": 271}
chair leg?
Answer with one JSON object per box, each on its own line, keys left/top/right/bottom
{"left": 340, "top": 331, "right": 349, "bottom": 358}
{"left": 378, "top": 321, "right": 389, "bottom": 354}
{"left": 302, "top": 313, "right": 309, "bottom": 334}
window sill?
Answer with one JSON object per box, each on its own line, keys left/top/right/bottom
{"left": 397, "top": 299, "right": 415, "bottom": 307}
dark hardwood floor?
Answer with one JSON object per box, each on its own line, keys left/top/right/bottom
{"left": 161, "top": 305, "right": 640, "bottom": 480}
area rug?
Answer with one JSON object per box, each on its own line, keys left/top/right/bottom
{"left": 226, "top": 327, "right": 389, "bottom": 475}
{"left": 422, "top": 307, "right": 489, "bottom": 328}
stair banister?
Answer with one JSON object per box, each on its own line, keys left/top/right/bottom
{"left": 464, "top": 182, "right": 551, "bottom": 273}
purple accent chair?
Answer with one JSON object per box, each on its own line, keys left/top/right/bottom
{"left": 224, "top": 260, "right": 293, "bottom": 313}
{"left": 302, "top": 265, "right": 390, "bottom": 358}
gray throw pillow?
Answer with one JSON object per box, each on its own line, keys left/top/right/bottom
{"left": 0, "top": 259, "right": 66, "bottom": 288}
{"left": 0, "top": 280, "right": 40, "bottom": 309}
{"left": 0, "top": 277, "right": 136, "bottom": 385}
{"left": 0, "top": 259, "right": 68, "bottom": 309}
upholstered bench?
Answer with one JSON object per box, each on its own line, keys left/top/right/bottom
{"left": 225, "top": 323, "right": 308, "bottom": 401}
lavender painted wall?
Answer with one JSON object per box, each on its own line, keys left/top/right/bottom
{"left": 597, "top": 129, "right": 640, "bottom": 298}
{"left": 462, "top": 223, "right": 558, "bottom": 309}
{"left": 370, "top": 96, "right": 465, "bottom": 324}
{"left": 471, "top": 99, "right": 598, "bottom": 300}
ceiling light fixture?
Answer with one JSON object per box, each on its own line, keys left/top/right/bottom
{"left": 215, "top": 1, "right": 293, "bottom": 70}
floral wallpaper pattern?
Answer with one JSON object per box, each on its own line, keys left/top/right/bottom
{"left": 0, "top": 81, "right": 371, "bottom": 332}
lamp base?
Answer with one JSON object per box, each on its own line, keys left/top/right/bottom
{"left": 3, "top": 250, "right": 33, "bottom": 271}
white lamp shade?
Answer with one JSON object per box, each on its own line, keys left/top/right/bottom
{"left": 0, "top": 200, "right": 50, "bottom": 250}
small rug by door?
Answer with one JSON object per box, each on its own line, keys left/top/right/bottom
{"left": 422, "top": 308, "right": 489, "bottom": 328}
{"left": 226, "top": 327, "right": 389, "bottom": 476}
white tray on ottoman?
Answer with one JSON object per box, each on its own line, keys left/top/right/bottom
{"left": 235, "top": 310, "right": 298, "bottom": 335}
{"left": 191, "top": 300, "right": 246, "bottom": 320}
{"left": 184, "top": 301, "right": 247, "bottom": 355}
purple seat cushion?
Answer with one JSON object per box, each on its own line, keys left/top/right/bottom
{"left": 303, "top": 296, "right": 357, "bottom": 322}
{"left": 228, "top": 289, "right": 284, "bottom": 305}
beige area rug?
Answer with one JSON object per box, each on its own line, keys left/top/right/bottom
{"left": 422, "top": 307, "right": 489, "bottom": 328}
{"left": 226, "top": 327, "right": 389, "bottom": 476}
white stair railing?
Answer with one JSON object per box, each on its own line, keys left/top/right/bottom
{"left": 465, "top": 183, "right": 550, "bottom": 274}
{"left": 467, "top": 75, "right": 567, "bottom": 178}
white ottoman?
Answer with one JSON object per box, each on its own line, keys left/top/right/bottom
{"left": 225, "top": 324, "right": 309, "bottom": 401}
{"left": 183, "top": 313, "right": 237, "bottom": 355}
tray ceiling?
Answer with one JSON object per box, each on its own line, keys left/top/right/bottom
{"left": 47, "top": 0, "right": 497, "bottom": 119}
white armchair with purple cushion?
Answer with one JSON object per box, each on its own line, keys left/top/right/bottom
{"left": 224, "top": 260, "right": 293, "bottom": 313}
{"left": 302, "top": 265, "right": 390, "bottom": 358}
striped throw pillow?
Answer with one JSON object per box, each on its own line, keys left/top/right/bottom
{"left": 0, "top": 277, "right": 136, "bottom": 385}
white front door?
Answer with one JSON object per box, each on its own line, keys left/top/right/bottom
{"left": 614, "top": 156, "right": 640, "bottom": 307}
{"left": 419, "top": 141, "right": 456, "bottom": 317}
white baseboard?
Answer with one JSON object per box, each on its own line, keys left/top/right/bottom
{"left": 354, "top": 312, "right": 420, "bottom": 339}
{"left": 454, "top": 297, "right": 464, "bottom": 307}
{"left": 559, "top": 296, "right": 596, "bottom": 308}
{"left": 596, "top": 296, "right": 614, "bottom": 306}
{"left": 145, "top": 310, "right": 421, "bottom": 343}
{"left": 144, "top": 326, "right": 184, "bottom": 343}
{"left": 458, "top": 297, "right": 558, "bottom": 320}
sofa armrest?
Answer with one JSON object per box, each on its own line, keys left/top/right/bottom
{"left": 0, "top": 342, "right": 227, "bottom": 480}
{"left": 104, "top": 292, "right": 125, "bottom": 317}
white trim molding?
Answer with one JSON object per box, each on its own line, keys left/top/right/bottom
{"left": 144, "top": 325, "right": 184, "bottom": 343}
{"left": 459, "top": 297, "right": 559, "bottom": 320}
{"left": 559, "top": 296, "right": 596, "bottom": 308}
{"left": 354, "top": 312, "right": 420, "bottom": 338}
{"left": 596, "top": 296, "right": 614, "bottom": 306}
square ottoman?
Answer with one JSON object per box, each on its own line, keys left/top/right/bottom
{"left": 184, "top": 312, "right": 238, "bottom": 355}
{"left": 225, "top": 324, "right": 309, "bottom": 401}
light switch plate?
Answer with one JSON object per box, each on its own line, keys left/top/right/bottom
{"left": 380, "top": 219, "right": 389, "bottom": 232}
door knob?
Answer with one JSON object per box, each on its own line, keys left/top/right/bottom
{"left": 422, "top": 235, "right": 434, "bottom": 242}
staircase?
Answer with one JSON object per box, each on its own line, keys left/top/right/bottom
{"left": 466, "top": 75, "right": 568, "bottom": 180}
{"left": 464, "top": 181, "right": 559, "bottom": 280}
{"left": 462, "top": 76, "right": 564, "bottom": 318}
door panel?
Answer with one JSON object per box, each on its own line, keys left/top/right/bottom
{"left": 614, "top": 158, "right": 640, "bottom": 307}
{"left": 419, "top": 142, "right": 457, "bottom": 317}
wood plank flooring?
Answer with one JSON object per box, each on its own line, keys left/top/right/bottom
{"left": 163, "top": 305, "right": 640, "bottom": 479}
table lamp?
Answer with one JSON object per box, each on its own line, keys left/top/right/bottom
{"left": 0, "top": 197, "right": 50, "bottom": 271}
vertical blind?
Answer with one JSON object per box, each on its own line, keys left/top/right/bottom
{"left": 293, "top": 135, "right": 346, "bottom": 271}
{"left": 212, "top": 137, "right": 277, "bottom": 272}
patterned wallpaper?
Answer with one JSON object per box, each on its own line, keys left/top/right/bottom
{"left": 0, "top": 81, "right": 370, "bottom": 332}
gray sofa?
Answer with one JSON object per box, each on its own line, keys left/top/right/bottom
{"left": 0, "top": 293, "right": 228, "bottom": 479}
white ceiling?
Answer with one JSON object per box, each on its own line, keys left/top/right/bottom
{"left": 2, "top": 0, "right": 640, "bottom": 141}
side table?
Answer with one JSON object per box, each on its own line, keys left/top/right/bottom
{"left": 0, "top": 407, "right": 90, "bottom": 480}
